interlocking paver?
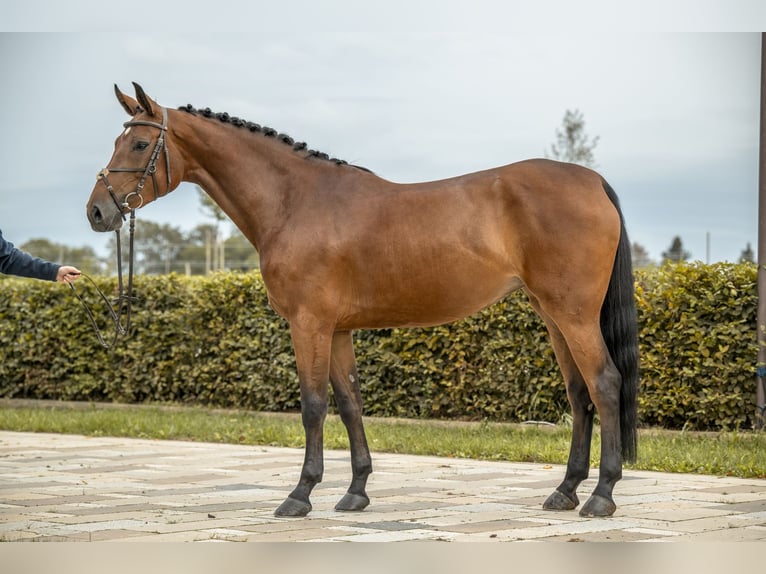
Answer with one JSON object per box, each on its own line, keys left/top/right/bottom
{"left": 1, "top": 430, "right": 764, "bottom": 542}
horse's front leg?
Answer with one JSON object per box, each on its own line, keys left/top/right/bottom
{"left": 274, "top": 320, "right": 333, "bottom": 517}
{"left": 329, "top": 330, "right": 372, "bottom": 511}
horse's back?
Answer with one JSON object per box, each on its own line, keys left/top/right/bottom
{"left": 263, "top": 158, "right": 621, "bottom": 330}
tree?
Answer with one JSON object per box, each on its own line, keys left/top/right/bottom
{"left": 739, "top": 243, "right": 755, "bottom": 264}
{"left": 182, "top": 224, "right": 220, "bottom": 275}
{"left": 197, "top": 186, "right": 229, "bottom": 273}
{"left": 99, "top": 187, "right": 260, "bottom": 276}
{"left": 630, "top": 242, "right": 654, "bottom": 268}
{"left": 224, "top": 231, "right": 260, "bottom": 271}
{"left": 547, "top": 109, "right": 600, "bottom": 167}
{"left": 104, "top": 220, "right": 259, "bottom": 276}
{"left": 197, "top": 185, "right": 227, "bottom": 223}
{"left": 20, "top": 238, "right": 106, "bottom": 274}
{"left": 107, "top": 220, "right": 185, "bottom": 275}
{"left": 662, "top": 236, "right": 691, "bottom": 264}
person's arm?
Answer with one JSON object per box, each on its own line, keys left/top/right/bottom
{"left": 0, "top": 229, "right": 65, "bottom": 282}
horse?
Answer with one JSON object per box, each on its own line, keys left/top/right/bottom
{"left": 86, "top": 83, "right": 638, "bottom": 518}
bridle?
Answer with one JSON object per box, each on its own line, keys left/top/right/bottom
{"left": 98, "top": 106, "right": 172, "bottom": 213}
{"left": 74, "top": 106, "right": 172, "bottom": 349}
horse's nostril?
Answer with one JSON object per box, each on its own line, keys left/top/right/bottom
{"left": 91, "top": 205, "right": 103, "bottom": 224}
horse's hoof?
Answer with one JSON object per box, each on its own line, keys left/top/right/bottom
{"left": 335, "top": 492, "right": 370, "bottom": 512}
{"left": 579, "top": 494, "right": 616, "bottom": 517}
{"left": 542, "top": 489, "right": 579, "bottom": 511}
{"left": 274, "top": 496, "right": 312, "bottom": 517}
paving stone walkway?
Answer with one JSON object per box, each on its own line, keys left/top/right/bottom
{"left": 0, "top": 431, "right": 764, "bottom": 542}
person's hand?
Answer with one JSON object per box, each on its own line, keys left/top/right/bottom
{"left": 57, "top": 266, "right": 82, "bottom": 284}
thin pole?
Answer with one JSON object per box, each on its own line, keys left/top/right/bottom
{"left": 756, "top": 32, "right": 766, "bottom": 430}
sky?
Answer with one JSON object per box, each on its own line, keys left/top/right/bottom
{"left": 1, "top": 1, "right": 765, "bottom": 266}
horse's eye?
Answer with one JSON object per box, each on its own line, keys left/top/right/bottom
{"left": 133, "top": 141, "right": 150, "bottom": 152}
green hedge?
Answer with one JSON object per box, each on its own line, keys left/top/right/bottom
{"left": 0, "top": 262, "right": 759, "bottom": 430}
{"left": 635, "top": 263, "right": 758, "bottom": 430}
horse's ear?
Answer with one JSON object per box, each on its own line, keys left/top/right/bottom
{"left": 114, "top": 84, "right": 139, "bottom": 116}
{"left": 132, "top": 82, "right": 155, "bottom": 117}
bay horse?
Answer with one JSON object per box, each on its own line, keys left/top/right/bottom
{"left": 86, "top": 83, "right": 638, "bottom": 518}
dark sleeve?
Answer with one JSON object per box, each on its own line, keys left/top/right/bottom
{"left": 0, "top": 229, "right": 60, "bottom": 282}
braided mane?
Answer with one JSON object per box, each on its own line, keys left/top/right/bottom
{"left": 178, "top": 104, "right": 370, "bottom": 173}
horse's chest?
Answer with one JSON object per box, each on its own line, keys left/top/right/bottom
{"left": 266, "top": 291, "right": 289, "bottom": 320}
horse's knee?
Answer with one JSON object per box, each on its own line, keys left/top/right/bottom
{"left": 588, "top": 364, "right": 621, "bottom": 412}
{"left": 301, "top": 393, "right": 328, "bottom": 427}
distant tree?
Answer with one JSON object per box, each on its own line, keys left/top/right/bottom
{"left": 197, "top": 185, "right": 227, "bottom": 224}
{"left": 108, "top": 220, "right": 185, "bottom": 275}
{"left": 180, "top": 224, "right": 219, "bottom": 275}
{"left": 105, "top": 219, "right": 259, "bottom": 276}
{"left": 547, "top": 109, "right": 600, "bottom": 168}
{"left": 20, "top": 238, "right": 106, "bottom": 274}
{"left": 19, "top": 238, "right": 63, "bottom": 264}
{"left": 630, "top": 242, "right": 654, "bottom": 268}
{"left": 739, "top": 243, "right": 755, "bottom": 264}
{"left": 182, "top": 225, "right": 259, "bottom": 273}
{"left": 661, "top": 236, "right": 691, "bottom": 264}
{"left": 99, "top": 188, "right": 257, "bottom": 276}
{"left": 224, "top": 231, "right": 260, "bottom": 271}
{"left": 197, "top": 186, "right": 230, "bottom": 273}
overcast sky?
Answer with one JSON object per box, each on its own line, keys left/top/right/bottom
{"left": 1, "top": 1, "right": 765, "bottom": 266}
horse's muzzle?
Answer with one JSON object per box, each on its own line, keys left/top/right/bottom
{"left": 87, "top": 200, "right": 123, "bottom": 232}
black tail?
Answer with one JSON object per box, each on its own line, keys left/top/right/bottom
{"left": 600, "top": 180, "right": 639, "bottom": 463}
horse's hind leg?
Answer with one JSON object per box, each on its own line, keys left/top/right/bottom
{"left": 529, "top": 295, "right": 623, "bottom": 517}
{"left": 329, "top": 331, "right": 372, "bottom": 511}
{"left": 557, "top": 321, "right": 623, "bottom": 517}
{"left": 528, "top": 297, "right": 594, "bottom": 511}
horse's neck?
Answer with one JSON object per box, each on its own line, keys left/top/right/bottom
{"left": 176, "top": 117, "right": 321, "bottom": 252}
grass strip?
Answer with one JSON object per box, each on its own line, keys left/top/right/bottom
{"left": 0, "top": 400, "right": 764, "bottom": 478}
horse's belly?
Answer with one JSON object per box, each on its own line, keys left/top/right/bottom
{"left": 339, "top": 274, "right": 524, "bottom": 330}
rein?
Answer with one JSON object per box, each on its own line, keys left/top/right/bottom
{"left": 69, "top": 212, "right": 137, "bottom": 349}
{"left": 76, "top": 107, "right": 171, "bottom": 349}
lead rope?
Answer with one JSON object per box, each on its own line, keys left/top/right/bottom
{"left": 69, "top": 209, "right": 137, "bottom": 349}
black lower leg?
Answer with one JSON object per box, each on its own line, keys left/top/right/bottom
{"left": 580, "top": 368, "right": 623, "bottom": 517}
{"left": 275, "top": 395, "right": 326, "bottom": 517}
{"left": 333, "top": 378, "right": 372, "bottom": 511}
{"left": 329, "top": 332, "right": 372, "bottom": 512}
{"left": 544, "top": 385, "right": 594, "bottom": 511}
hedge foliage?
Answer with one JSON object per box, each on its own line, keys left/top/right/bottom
{"left": 0, "top": 262, "right": 759, "bottom": 430}
{"left": 635, "top": 263, "right": 758, "bottom": 430}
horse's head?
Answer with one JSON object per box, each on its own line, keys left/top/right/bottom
{"left": 87, "top": 83, "right": 177, "bottom": 232}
